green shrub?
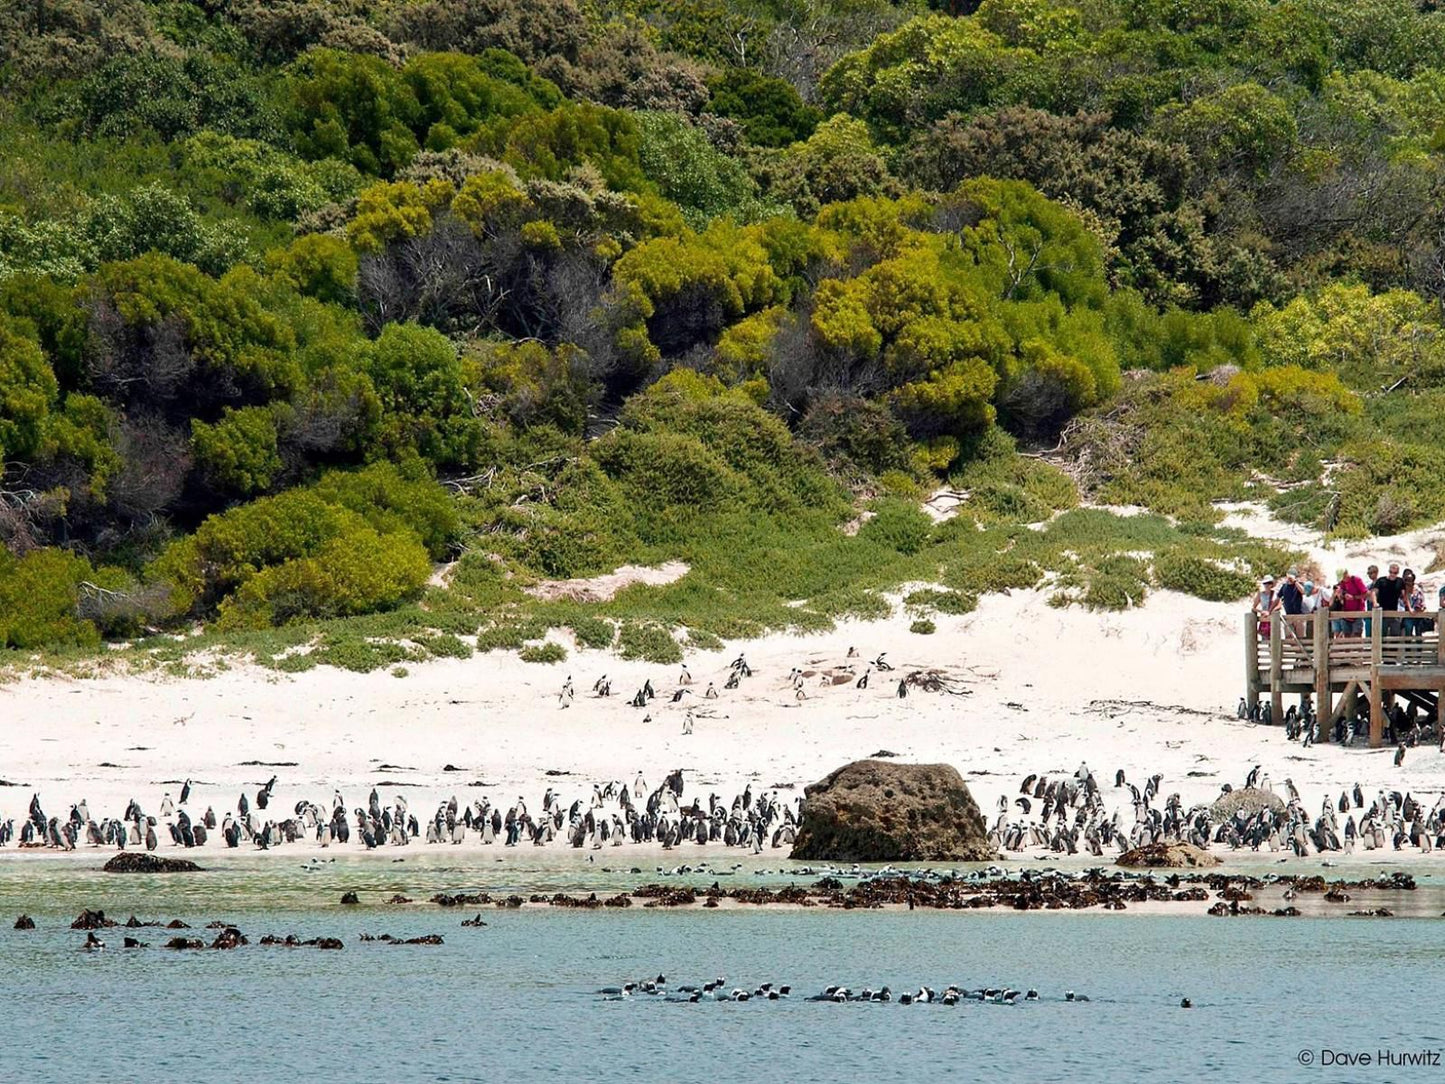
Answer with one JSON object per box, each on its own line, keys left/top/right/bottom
{"left": 191, "top": 406, "right": 282, "bottom": 495}
{"left": 571, "top": 616, "right": 617, "bottom": 649}
{"left": 910, "top": 618, "right": 936, "bottom": 634}
{"left": 520, "top": 641, "right": 567, "bottom": 663}
{"left": 858, "top": 500, "right": 933, "bottom": 555}
{"left": 311, "top": 636, "right": 415, "bottom": 672}
{"left": 0, "top": 547, "right": 99, "bottom": 649}
{"left": 475, "top": 619, "right": 550, "bottom": 652}
{"left": 1154, "top": 552, "right": 1255, "bottom": 602}
{"left": 904, "top": 588, "right": 978, "bottom": 614}
{"left": 215, "top": 527, "right": 431, "bottom": 629}
{"left": 413, "top": 632, "right": 473, "bottom": 659}
{"left": 617, "top": 621, "right": 683, "bottom": 664}
{"left": 593, "top": 429, "right": 742, "bottom": 512}
{"left": 1081, "top": 556, "right": 1151, "bottom": 611}
{"left": 684, "top": 627, "right": 723, "bottom": 651}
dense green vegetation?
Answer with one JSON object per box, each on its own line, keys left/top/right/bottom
{"left": 4, "top": 0, "right": 1432, "bottom": 665}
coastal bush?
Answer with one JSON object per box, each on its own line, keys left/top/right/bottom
{"left": 214, "top": 526, "right": 431, "bottom": 629}
{"left": 617, "top": 621, "right": 682, "bottom": 664}
{"left": 1154, "top": 553, "right": 1256, "bottom": 603}
{"left": 520, "top": 641, "right": 567, "bottom": 663}
{"left": 904, "top": 588, "right": 978, "bottom": 615}
{"left": 569, "top": 615, "right": 617, "bottom": 650}
{"left": 857, "top": 500, "right": 933, "bottom": 556}
{"left": 0, "top": 548, "right": 101, "bottom": 649}
{"left": 910, "top": 618, "right": 936, "bottom": 634}
{"left": 684, "top": 627, "right": 723, "bottom": 651}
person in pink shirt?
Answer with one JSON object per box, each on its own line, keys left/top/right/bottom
{"left": 1337, "top": 568, "right": 1368, "bottom": 637}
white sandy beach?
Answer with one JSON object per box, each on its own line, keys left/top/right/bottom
{"left": 3, "top": 502, "right": 1445, "bottom": 864}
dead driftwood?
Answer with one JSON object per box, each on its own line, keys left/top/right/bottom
{"left": 1086, "top": 698, "right": 1217, "bottom": 719}
{"left": 904, "top": 669, "right": 974, "bottom": 695}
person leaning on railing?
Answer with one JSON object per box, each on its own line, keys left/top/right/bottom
{"left": 1336, "top": 568, "right": 1368, "bottom": 638}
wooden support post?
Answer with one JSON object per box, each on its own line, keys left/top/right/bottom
{"left": 1332, "top": 680, "right": 1357, "bottom": 725}
{"left": 1313, "top": 612, "right": 1329, "bottom": 727}
{"left": 1370, "top": 608, "right": 1384, "bottom": 748}
{"left": 1245, "top": 611, "right": 1260, "bottom": 708}
{"left": 1369, "top": 675, "right": 1384, "bottom": 748}
{"left": 1269, "top": 618, "right": 1284, "bottom": 725}
{"left": 1436, "top": 609, "right": 1444, "bottom": 726}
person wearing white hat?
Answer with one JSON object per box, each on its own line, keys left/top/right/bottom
{"left": 1254, "top": 574, "right": 1278, "bottom": 640}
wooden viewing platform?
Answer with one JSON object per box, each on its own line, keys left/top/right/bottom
{"left": 1245, "top": 611, "right": 1445, "bottom": 748}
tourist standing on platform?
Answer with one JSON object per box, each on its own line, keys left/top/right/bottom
{"left": 1254, "top": 575, "right": 1279, "bottom": 639}
{"left": 1329, "top": 573, "right": 1347, "bottom": 637}
{"left": 1362, "top": 564, "right": 1380, "bottom": 637}
{"left": 1338, "top": 568, "right": 1368, "bottom": 637}
{"left": 1374, "top": 562, "right": 1405, "bottom": 636}
{"left": 1277, "top": 569, "right": 1304, "bottom": 636}
{"left": 1403, "top": 570, "right": 1426, "bottom": 635}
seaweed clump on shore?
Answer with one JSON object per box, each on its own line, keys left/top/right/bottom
{"left": 103, "top": 853, "right": 202, "bottom": 874}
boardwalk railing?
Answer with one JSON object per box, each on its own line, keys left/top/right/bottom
{"left": 1244, "top": 609, "right": 1445, "bottom": 747}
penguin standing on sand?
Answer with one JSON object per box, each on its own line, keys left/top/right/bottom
{"left": 856, "top": 669, "right": 870, "bottom": 689}
{"left": 896, "top": 679, "right": 908, "bottom": 699}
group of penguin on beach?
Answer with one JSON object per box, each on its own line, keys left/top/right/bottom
{"left": 6, "top": 640, "right": 1443, "bottom": 863}
{"left": 569, "top": 650, "right": 914, "bottom": 731}
{"left": 992, "top": 758, "right": 1445, "bottom": 858}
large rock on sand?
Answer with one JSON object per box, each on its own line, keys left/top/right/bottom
{"left": 1209, "top": 786, "right": 1285, "bottom": 821}
{"left": 1117, "top": 842, "right": 1220, "bottom": 869}
{"left": 791, "top": 760, "right": 996, "bottom": 862}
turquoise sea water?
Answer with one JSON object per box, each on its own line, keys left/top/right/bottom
{"left": 2, "top": 856, "right": 1443, "bottom": 1083}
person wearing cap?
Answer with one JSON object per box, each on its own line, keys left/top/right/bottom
{"left": 1301, "top": 579, "right": 1319, "bottom": 615}
{"left": 1254, "top": 575, "right": 1279, "bottom": 639}
{"left": 1277, "top": 568, "right": 1306, "bottom": 638}
{"left": 1363, "top": 563, "right": 1380, "bottom": 637}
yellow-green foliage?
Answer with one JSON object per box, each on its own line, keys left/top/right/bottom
{"left": 217, "top": 525, "right": 431, "bottom": 629}
{"left": 0, "top": 548, "right": 100, "bottom": 649}
{"left": 191, "top": 405, "right": 282, "bottom": 495}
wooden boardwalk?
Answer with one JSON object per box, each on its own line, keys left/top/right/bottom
{"left": 1245, "top": 612, "right": 1445, "bottom": 747}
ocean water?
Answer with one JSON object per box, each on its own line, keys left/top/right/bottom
{"left": 2, "top": 856, "right": 1442, "bottom": 1083}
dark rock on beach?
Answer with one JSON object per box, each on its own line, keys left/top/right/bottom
{"left": 790, "top": 760, "right": 996, "bottom": 862}
{"left": 1117, "top": 842, "right": 1220, "bottom": 868}
{"left": 103, "top": 852, "right": 202, "bottom": 873}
